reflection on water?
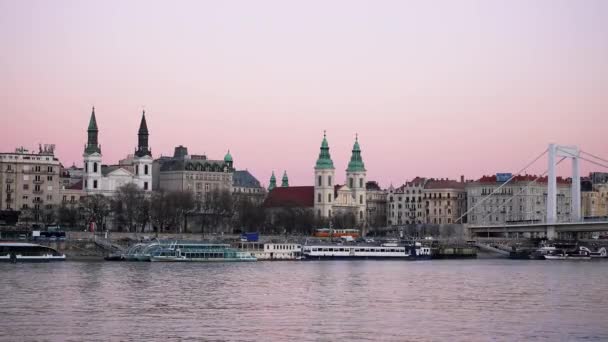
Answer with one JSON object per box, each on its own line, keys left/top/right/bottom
{"left": 1, "top": 260, "right": 608, "bottom": 341}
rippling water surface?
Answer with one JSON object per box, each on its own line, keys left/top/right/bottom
{"left": 1, "top": 259, "right": 608, "bottom": 341}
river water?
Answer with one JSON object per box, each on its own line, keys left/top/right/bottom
{"left": 1, "top": 259, "right": 607, "bottom": 341}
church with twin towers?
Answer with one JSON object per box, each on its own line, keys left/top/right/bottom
{"left": 264, "top": 132, "right": 368, "bottom": 225}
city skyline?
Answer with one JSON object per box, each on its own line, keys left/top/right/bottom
{"left": 1, "top": 0, "right": 607, "bottom": 186}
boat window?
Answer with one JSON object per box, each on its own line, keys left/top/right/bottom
{"left": 339, "top": 248, "right": 344, "bottom": 252}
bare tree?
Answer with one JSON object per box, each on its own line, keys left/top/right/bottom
{"left": 82, "top": 194, "right": 111, "bottom": 231}
{"left": 112, "top": 183, "right": 146, "bottom": 232}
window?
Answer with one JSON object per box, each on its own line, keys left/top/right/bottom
{"left": 47, "top": 175, "right": 53, "bottom": 181}
{"left": 47, "top": 166, "right": 53, "bottom": 173}
{"left": 135, "top": 165, "right": 139, "bottom": 175}
{"left": 360, "top": 211, "right": 363, "bottom": 219}
{"left": 349, "top": 178, "right": 354, "bottom": 188}
{"left": 318, "top": 193, "right": 322, "bottom": 203}
{"left": 144, "top": 165, "right": 149, "bottom": 175}
{"left": 328, "top": 175, "right": 332, "bottom": 186}
{"left": 85, "top": 163, "right": 88, "bottom": 172}
{"left": 93, "top": 180, "right": 98, "bottom": 189}
{"left": 23, "top": 184, "right": 29, "bottom": 190}
{"left": 318, "top": 176, "right": 322, "bottom": 186}
{"left": 328, "top": 210, "right": 332, "bottom": 217}
{"left": 144, "top": 182, "right": 149, "bottom": 190}
{"left": 359, "top": 178, "right": 363, "bottom": 188}
{"left": 328, "top": 193, "right": 332, "bottom": 202}
{"left": 85, "top": 180, "right": 88, "bottom": 188}
{"left": 359, "top": 195, "right": 363, "bottom": 204}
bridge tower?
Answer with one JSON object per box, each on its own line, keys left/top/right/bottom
{"left": 547, "top": 144, "right": 581, "bottom": 225}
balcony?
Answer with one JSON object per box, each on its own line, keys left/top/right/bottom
{"left": 5, "top": 178, "right": 14, "bottom": 183}
{"left": 33, "top": 190, "right": 43, "bottom": 195}
{"left": 5, "top": 189, "right": 13, "bottom": 194}
{"left": 33, "top": 179, "right": 44, "bottom": 184}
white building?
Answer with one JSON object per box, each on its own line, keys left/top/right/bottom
{"left": 82, "top": 107, "right": 153, "bottom": 196}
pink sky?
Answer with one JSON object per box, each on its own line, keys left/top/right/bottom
{"left": 1, "top": 0, "right": 607, "bottom": 188}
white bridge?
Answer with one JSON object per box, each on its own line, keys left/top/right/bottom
{"left": 462, "top": 144, "right": 608, "bottom": 240}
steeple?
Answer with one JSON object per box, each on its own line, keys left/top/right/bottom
{"left": 281, "top": 171, "right": 289, "bottom": 187}
{"left": 315, "top": 131, "right": 335, "bottom": 170}
{"left": 224, "top": 150, "right": 233, "bottom": 169}
{"left": 268, "top": 171, "right": 277, "bottom": 191}
{"left": 347, "top": 134, "right": 365, "bottom": 172}
{"left": 84, "top": 106, "right": 101, "bottom": 155}
{"left": 135, "top": 110, "right": 151, "bottom": 157}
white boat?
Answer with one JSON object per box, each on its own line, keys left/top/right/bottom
{"left": 150, "top": 241, "right": 256, "bottom": 262}
{"left": 302, "top": 242, "right": 431, "bottom": 260}
{"left": 0, "top": 242, "right": 66, "bottom": 262}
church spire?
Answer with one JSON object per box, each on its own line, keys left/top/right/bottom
{"left": 281, "top": 171, "right": 289, "bottom": 187}
{"left": 347, "top": 133, "right": 365, "bottom": 172}
{"left": 84, "top": 106, "right": 101, "bottom": 155}
{"left": 135, "top": 110, "right": 151, "bottom": 157}
{"left": 268, "top": 171, "right": 277, "bottom": 191}
{"left": 315, "top": 130, "right": 335, "bottom": 170}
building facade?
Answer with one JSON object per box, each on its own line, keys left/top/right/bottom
{"left": 0, "top": 146, "right": 61, "bottom": 217}
{"left": 422, "top": 178, "right": 467, "bottom": 225}
{"left": 233, "top": 170, "right": 266, "bottom": 205}
{"left": 582, "top": 183, "right": 608, "bottom": 219}
{"left": 387, "top": 177, "right": 427, "bottom": 225}
{"left": 153, "top": 145, "right": 234, "bottom": 203}
{"left": 466, "top": 174, "right": 572, "bottom": 225}
{"left": 82, "top": 107, "right": 153, "bottom": 196}
{"left": 365, "top": 181, "right": 387, "bottom": 227}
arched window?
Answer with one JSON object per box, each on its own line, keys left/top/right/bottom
{"left": 318, "top": 193, "right": 322, "bottom": 203}
{"left": 328, "top": 175, "right": 332, "bottom": 186}
{"left": 144, "top": 165, "right": 149, "bottom": 175}
{"left": 93, "top": 162, "right": 98, "bottom": 173}
{"left": 359, "top": 178, "right": 363, "bottom": 188}
{"left": 318, "top": 176, "right": 322, "bottom": 186}
{"left": 328, "top": 193, "right": 332, "bottom": 202}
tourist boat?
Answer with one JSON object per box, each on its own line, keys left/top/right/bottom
{"left": 530, "top": 245, "right": 557, "bottom": 260}
{"left": 0, "top": 242, "right": 66, "bottom": 262}
{"left": 302, "top": 242, "right": 431, "bottom": 260}
{"left": 580, "top": 246, "right": 607, "bottom": 258}
{"left": 150, "top": 241, "right": 257, "bottom": 262}
{"left": 544, "top": 247, "right": 591, "bottom": 260}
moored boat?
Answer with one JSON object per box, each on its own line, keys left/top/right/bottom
{"left": 580, "top": 246, "right": 607, "bottom": 258}
{"left": 0, "top": 242, "right": 66, "bottom": 262}
{"left": 150, "top": 241, "right": 256, "bottom": 262}
{"left": 302, "top": 241, "right": 431, "bottom": 260}
{"left": 545, "top": 247, "right": 591, "bottom": 260}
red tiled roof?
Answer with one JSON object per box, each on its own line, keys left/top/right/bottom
{"left": 263, "top": 186, "right": 314, "bottom": 208}
{"left": 474, "top": 175, "right": 571, "bottom": 185}
{"left": 425, "top": 179, "right": 465, "bottom": 190}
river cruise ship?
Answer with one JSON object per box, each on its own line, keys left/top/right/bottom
{"left": 302, "top": 242, "right": 431, "bottom": 260}
{"left": 0, "top": 242, "right": 66, "bottom": 262}
{"left": 150, "top": 241, "right": 256, "bottom": 262}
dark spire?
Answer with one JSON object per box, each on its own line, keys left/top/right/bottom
{"left": 135, "top": 110, "right": 151, "bottom": 157}
{"left": 84, "top": 106, "right": 101, "bottom": 155}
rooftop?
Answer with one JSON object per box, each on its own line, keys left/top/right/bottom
{"left": 263, "top": 186, "right": 314, "bottom": 208}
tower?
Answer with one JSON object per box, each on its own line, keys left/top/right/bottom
{"left": 281, "top": 171, "right": 289, "bottom": 187}
{"left": 268, "top": 171, "right": 277, "bottom": 191}
{"left": 224, "top": 150, "right": 233, "bottom": 170}
{"left": 83, "top": 107, "right": 102, "bottom": 193}
{"left": 133, "top": 110, "right": 153, "bottom": 191}
{"left": 314, "top": 131, "right": 335, "bottom": 219}
{"left": 346, "top": 134, "right": 367, "bottom": 224}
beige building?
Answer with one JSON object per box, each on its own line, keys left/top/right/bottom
{"left": 365, "top": 181, "right": 387, "bottom": 227}
{"left": 582, "top": 184, "right": 608, "bottom": 219}
{"left": 232, "top": 170, "right": 266, "bottom": 205}
{"left": 423, "top": 178, "right": 467, "bottom": 225}
{"left": 466, "top": 174, "right": 572, "bottom": 225}
{"left": 387, "top": 177, "right": 427, "bottom": 225}
{"left": 0, "top": 146, "right": 61, "bottom": 219}
{"left": 153, "top": 146, "right": 234, "bottom": 203}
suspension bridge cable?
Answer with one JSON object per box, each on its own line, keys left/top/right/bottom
{"left": 478, "top": 157, "right": 567, "bottom": 225}
{"left": 454, "top": 148, "right": 548, "bottom": 223}
{"left": 581, "top": 150, "right": 608, "bottom": 165}
{"left": 557, "top": 150, "right": 608, "bottom": 170}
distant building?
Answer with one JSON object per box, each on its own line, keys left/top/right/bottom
{"left": 263, "top": 133, "right": 369, "bottom": 226}
{"left": 422, "top": 177, "right": 467, "bottom": 225}
{"left": 0, "top": 146, "right": 61, "bottom": 217}
{"left": 153, "top": 145, "right": 234, "bottom": 203}
{"left": 365, "top": 181, "right": 387, "bottom": 227}
{"left": 466, "top": 174, "right": 572, "bottom": 225}
{"left": 232, "top": 170, "right": 266, "bottom": 205}
{"left": 582, "top": 183, "right": 608, "bottom": 219}
{"left": 82, "top": 107, "right": 153, "bottom": 196}
{"left": 387, "top": 177, "right": 427, "bottom": 225}
{"left": 590, "top": 172, "right": 608, "bottom": 185}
